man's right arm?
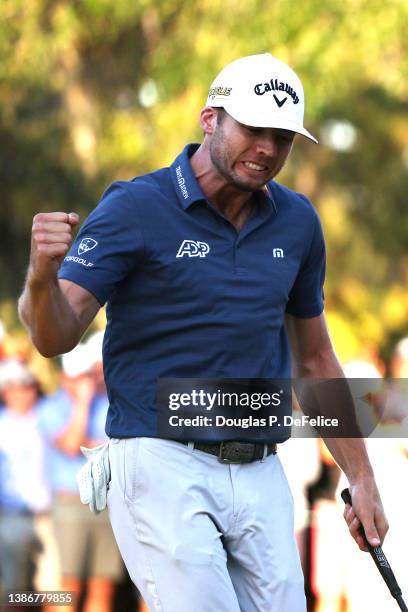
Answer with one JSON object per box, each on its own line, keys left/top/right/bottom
{"left": 18, "top": 212, "right": 100, "bottom": 357}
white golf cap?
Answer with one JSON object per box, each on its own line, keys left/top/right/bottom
{"left": 0, "top": 358, "right": 37, "bottom": 389}
{"left": 206, "top": 53, "right": 317, "bottom": 143}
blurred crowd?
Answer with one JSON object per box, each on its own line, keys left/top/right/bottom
{"left": 0, "top": 325, "right": 146, "bottom": 612}
{"left": 0, "top": 318, "right": 407, "bottom": 612}
{"left": 280, "top": 338, "right": 408, "bottom": 612}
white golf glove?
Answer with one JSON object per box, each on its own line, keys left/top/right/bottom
{"left": 76, "top": 441, "right": 111, "bottom": 514}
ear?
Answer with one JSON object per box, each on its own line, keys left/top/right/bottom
{"left": 200, "top": 107, "right": 218, "bottom": 135}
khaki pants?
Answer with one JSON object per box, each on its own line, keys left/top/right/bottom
{"left": 108, "top": 437, "right": 306, "bottom": 612}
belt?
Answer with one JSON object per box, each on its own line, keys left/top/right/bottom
{"left": 182, "top": 440, "right": 277, "bottom": 464}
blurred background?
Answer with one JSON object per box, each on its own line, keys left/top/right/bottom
{"left": 0, "top": 0, "right": 407, "bottom": 610}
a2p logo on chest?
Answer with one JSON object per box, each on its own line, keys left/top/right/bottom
{"left": 176, "top": 240, "right": 210, "bottom": 258}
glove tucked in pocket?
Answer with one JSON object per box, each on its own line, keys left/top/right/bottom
{"left": 76, "top": 441, "right": 111, "bottom": 514}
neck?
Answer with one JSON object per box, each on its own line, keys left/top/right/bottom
{"left": 190, "top": 143, "right": 256, "bottom": 230}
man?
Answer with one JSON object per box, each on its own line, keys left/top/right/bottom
{"left": 38, "top": 343, "right": 123, "bottom": 612}
{"left": 19, "top": 53, "right": 388, "bottom": 611}
{"left": 0, "top": 359, "right": 49, "bottom": 606}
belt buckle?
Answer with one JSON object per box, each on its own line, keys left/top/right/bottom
{"left": 217, "top": 441, "right": 255, "bottom": 464}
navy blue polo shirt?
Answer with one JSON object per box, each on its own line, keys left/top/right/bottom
{"left": 58, "top": 143, "right": 325, "bottom": 440}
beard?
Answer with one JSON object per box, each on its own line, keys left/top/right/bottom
{"left": 209, "top": 124, "right": 266, "bottom": 192}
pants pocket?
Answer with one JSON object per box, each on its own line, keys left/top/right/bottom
{"left": 123, "top": 438, "right": 142, "bottom": 502}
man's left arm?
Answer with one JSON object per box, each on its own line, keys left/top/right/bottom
{"left": 285, "top": 312, "right": 389, "bottom": 551}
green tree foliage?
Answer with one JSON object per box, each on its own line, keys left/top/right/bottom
{"left": 1, "top": 0, "right": 407, "bottom": 356}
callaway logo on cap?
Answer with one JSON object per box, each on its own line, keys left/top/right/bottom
{"left": 206, "top": 53, "right": 317, "bottom": 143}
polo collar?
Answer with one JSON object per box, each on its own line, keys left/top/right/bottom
{"left": 170, "top": 144, "right": 207, "bottom": 209}
{"left": 170, "top": 143, "right": 278, "bottom": 214}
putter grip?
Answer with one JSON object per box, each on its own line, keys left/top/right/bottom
{"left": 341, "top": 488, "right": 402, "bottom": 599}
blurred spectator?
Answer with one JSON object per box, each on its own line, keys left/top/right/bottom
{"left": 0, "top": 359, "right": 50, "bottom": 606}
{"left": 343, "top": 339, "right": 408, "bottom": 611}
{"left": 382, "top": 337, "right": 408, "bottom": 425}
{"left": 85, "top": 331, "right": 106, "bottom": 395}
{"left": 311, "top": 359, "right": 384, "bottom": 612}
{"left": 38, "top": 342, "right": 122, "bottom": 612}
{"left": 312, "top": 355, "right": 408, "bottom": 612}
{"left": 391, "top": 337, "right": 408, "bottom": 378}
{"left": 310, "top": 440, "right": 344, "bottom": 612}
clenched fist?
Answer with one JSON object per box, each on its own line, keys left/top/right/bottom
{"left": 29, "top": 212, "right": 79, "bottom": 283}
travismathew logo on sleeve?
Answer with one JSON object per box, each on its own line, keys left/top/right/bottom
{"left": 254, "top": 78, "right": 299, "bottom": 107}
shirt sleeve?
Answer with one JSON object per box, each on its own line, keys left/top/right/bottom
{"left": 58, "top": 182, "right": 145, "bottom": 305}
{"left": 285, "top": 208, "right": 326, "bottom": 318}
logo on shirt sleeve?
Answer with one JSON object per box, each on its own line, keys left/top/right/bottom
{"left": 78, "top": 238, "right": 98, "bottom": 255}
{"left": 176, "top": 240, "right": 210, "bottom": 258}
{"left": 64, "top": 237, "right": 97, "bottom": 267}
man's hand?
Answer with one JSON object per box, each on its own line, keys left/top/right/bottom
{"left": 343, "top": 480, "right": 389, "bottom": 551}
{"left": 19, "top": 211, "right": 100, "bottom": 357}
{"left": 285, "top": 314, "right": 389, "bottom": 553}
{"left": 29, "top": 212, "right": 79, "bottom": 283}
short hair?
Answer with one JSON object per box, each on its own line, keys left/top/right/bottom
{"left": 215, "top": 107, "right": 227, "bottom": 124}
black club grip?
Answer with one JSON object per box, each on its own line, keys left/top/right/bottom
{"left": 341, "top": 488, "right": 404, "bottom": 605}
